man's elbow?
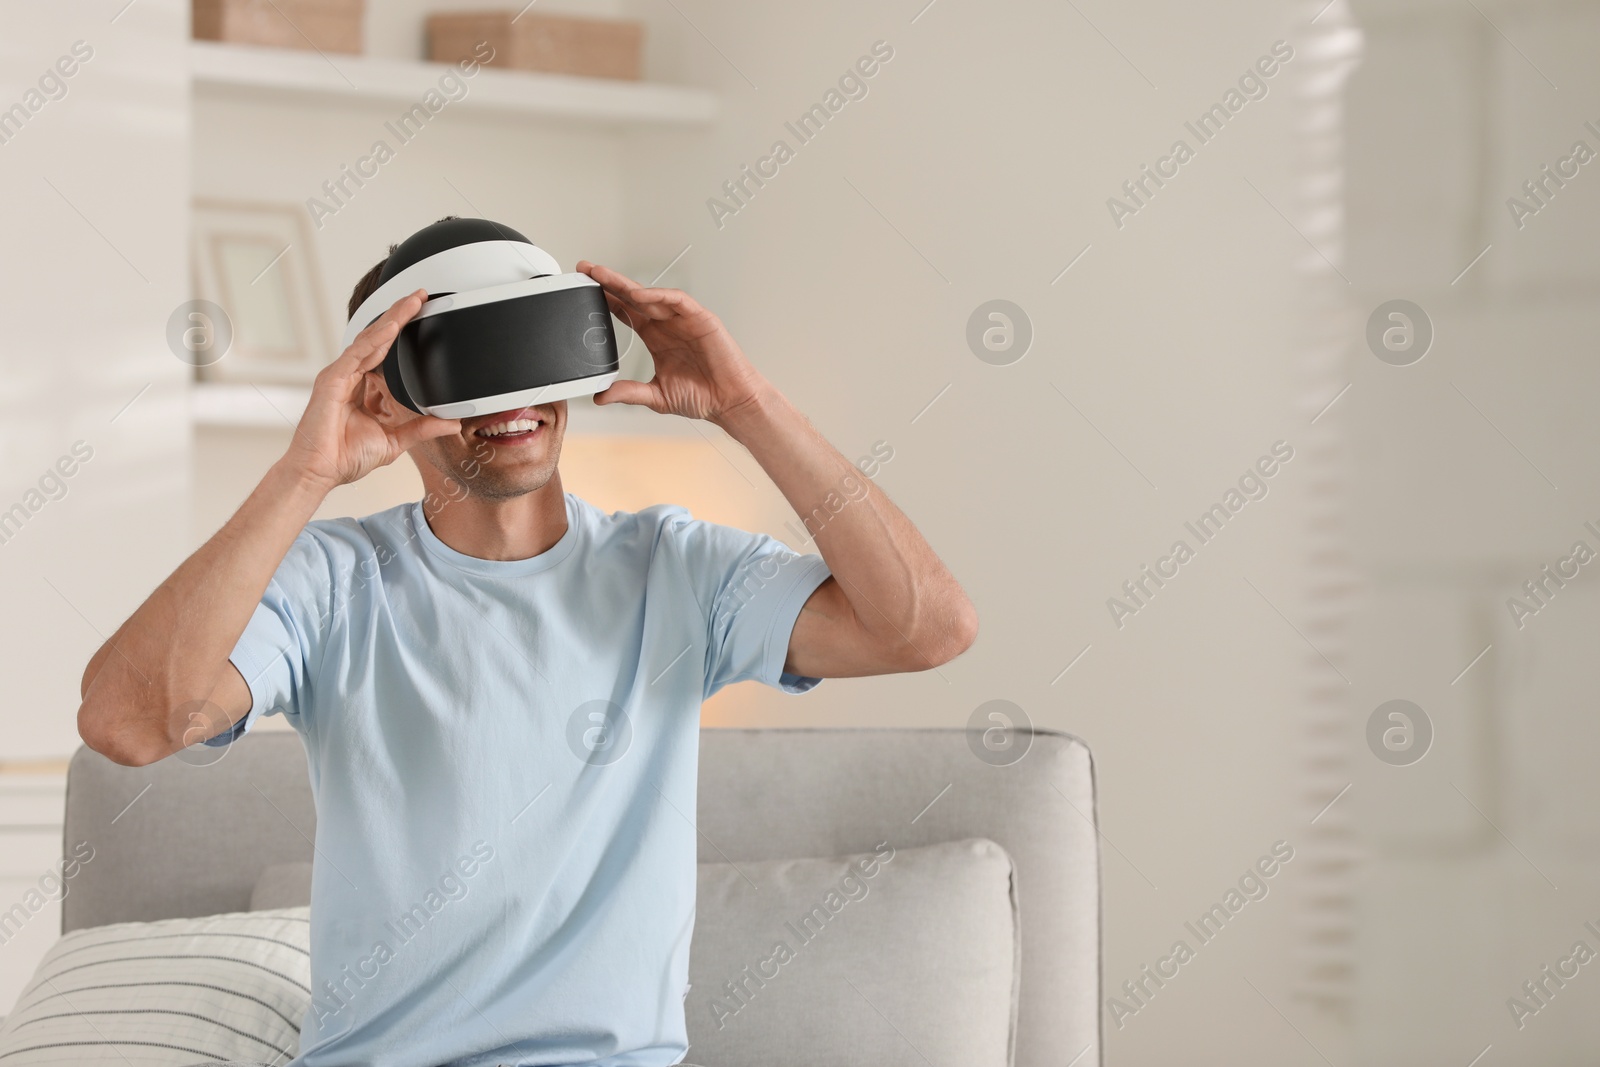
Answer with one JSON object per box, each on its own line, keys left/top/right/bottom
{"left": 79, "top": 649, "right": 107, "bottom": 704}
{"left": 77, "top": 702, "right": 173, "bottom": 768}
{"left": 901, "top": 598, "right": 979, "bottom": 671}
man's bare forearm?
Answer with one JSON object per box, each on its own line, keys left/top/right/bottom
{"left": 712, "top": 382, "right": 975, "bottom": 663}
{"left": 77, "top": 290, "right": 438, "bottom": 765}
{"left": 78, "top": 459, "right": 329, "bottom": 765}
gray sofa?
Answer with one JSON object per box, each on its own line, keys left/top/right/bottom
{"left": 62, "top": 727, "right": 1101, "bottom": 1066}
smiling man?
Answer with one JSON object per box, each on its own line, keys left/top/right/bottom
{"left": 75, "top": 219, "right": 976, "bottom": 1067}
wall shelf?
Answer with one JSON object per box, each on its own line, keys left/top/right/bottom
{"left": 191, "top": 381, "right": 698, "bottom": 438}
{"left": 191, "top": 382, "right": 312, "bottom": 430}
{"left": 190, "top": 41, "right": 717, "bottom": 127}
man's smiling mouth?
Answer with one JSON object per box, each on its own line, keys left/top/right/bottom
{"left": 472, "top": 407, "right": 547, "bottom": 442}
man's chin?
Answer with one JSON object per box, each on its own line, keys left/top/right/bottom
{"left": 414, "top": 439, "right": 559, "bottom": 500}
{"left": 464, "top": 457, "right": 559, "bottom": 496}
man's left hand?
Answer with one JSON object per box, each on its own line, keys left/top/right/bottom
{"left": 576, "top": 261, "right": 770, "bottom": 425}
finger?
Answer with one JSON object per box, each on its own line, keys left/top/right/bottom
{"left": 632, "top": 285, "right": 704, "bottom": 314}
{"left": 390, "top": 414, "right": 462, "bottom": 453}
{"left": 351, "top": 290, "right": 428, "bottom": 374}
{"left": 592, "top": 379, "right": 661, "bottom": 410}
{"left": 593, "top": 276, "right": 651, "bottom": 322}
{"left": 601, "top": 286, "right": 674, "bottom": 323}
{"left": 601, "top": 291, "right": 643, "bottom": 329}
{"left": 618, "top": 286, "right": 701, "bottom": 326}
{"left": 602, "top": 290, "right": 681, "bottom": 338}
{"left": 577, "top": 260, "right": 648, "bottom": 297}
{"left": 335, "top": 320, "right": 400, "bottom": 384}
{"left": 347, "top": 291, "right": 421, "bottom": 356}
{"left": 350, "top": 322, "right": 400, "bottom": 375}
{"left": 578, "top": 261, "right": 659, "bottom": 314}
{"left": 327, "top": 290, "right": 426, "bottom": 381}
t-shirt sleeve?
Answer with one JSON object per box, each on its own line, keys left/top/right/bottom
{"left": 203, "top": 529, "right": 336, "bottom": 747}
{"left": 664, "top": 512, "right": 832, "bottom": 699}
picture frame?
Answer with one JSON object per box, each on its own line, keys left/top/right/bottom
{"left": 191, "top": 198, "right": 335, "bottom": 383}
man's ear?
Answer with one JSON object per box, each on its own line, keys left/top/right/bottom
{"left": 359, "top": 368, "right": 413, "bottom": 426}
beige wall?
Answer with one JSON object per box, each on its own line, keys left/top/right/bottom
{"left": 620, "top": 2, "right": 1342, "bottom": 1064}
{"left": 1346, "top": 1, "right": 1600, "bottom": 1063}
{"left": 0, "top": 0, "right": 190, "bottom": 758}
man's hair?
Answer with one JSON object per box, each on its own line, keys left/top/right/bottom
{"left": 346, "top": 215, "right": 462, "bottom": 320}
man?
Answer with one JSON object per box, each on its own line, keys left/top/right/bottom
{"left": 76, "top": 222, "right": 978, "bottom": 1067}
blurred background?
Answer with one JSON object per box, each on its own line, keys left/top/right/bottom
{"left": 1, "top": 0, "right": 1598, "bottom": 1063}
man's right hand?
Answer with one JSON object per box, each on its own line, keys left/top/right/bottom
{"left": 285, "top": 290, "right": 463, "bottom": 491}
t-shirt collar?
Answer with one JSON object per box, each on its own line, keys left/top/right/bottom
{"left": 410, "top": 492, "right": 579, "bottom": 576}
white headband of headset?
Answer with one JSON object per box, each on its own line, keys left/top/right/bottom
{"left": 342, "top": 240, "right": 564, "bottom": 349}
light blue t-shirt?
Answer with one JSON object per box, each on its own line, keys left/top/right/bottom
{"left": 211, "top": 492, "right": 831, "bottom": 1067}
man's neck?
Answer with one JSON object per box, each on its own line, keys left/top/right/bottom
{"left": 420, "top": 471, "right": 570, "bottom": 562}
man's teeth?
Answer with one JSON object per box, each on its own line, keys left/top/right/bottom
{"left": 479, "top": 418, "right": 541, "bottom": 437}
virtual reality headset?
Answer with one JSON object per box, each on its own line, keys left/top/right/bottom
{"left": 341, "top": 217, "right": 620, "bottom": 419}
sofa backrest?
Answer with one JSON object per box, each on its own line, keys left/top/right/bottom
{"left": 63, "top": 727, "right": 1100, "bottom": 1067}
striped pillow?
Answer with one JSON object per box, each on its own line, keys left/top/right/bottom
{"left": 0, "top": 908, "right": 311, "bottom": 1065}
